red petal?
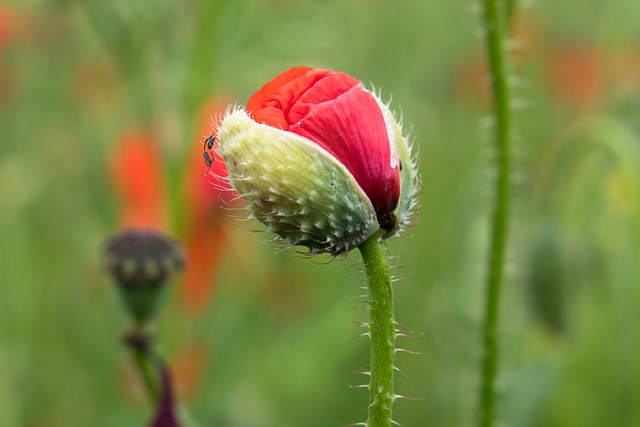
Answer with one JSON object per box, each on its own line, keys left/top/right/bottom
{"left": 246, "top": 68, "right": 400, "bottom": 228}
{"left": 246, "top": 66, "right": 312, "bottom": 128}
{"left": 290, "top": 85, "right": 400, "bottom": 227}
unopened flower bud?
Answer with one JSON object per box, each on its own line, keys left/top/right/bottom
{"left": 102, "top": 229, "right": 185, "bottom": 323}
{"left": 215, "top": 67, "right": 419, "bottom": 255}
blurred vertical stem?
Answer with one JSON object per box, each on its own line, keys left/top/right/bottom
{"left": 125, "top": 328, "right": 161, "bottom": 404}
{"left": 358, "top": 230, "right": 395, "bottom": 427}
{"left": 478, "top": 0, "right": 513, "bottom": 426}
{"left": 132, "top": 346, "right": 160, "bottom": 403}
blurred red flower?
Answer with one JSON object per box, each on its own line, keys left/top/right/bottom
{"left": 110, "top": 130, "right": 168, "bottom": 230}
{"left": 545, "top": 45, "right": 603, "bottom": 108}
{"left": 0, "top": 6, "right": 11, "bottom": 97}
{"left": 0, "top": 9, "right": 8, "bottom": 49}
{"left": 170, "top": 342, "right": 211, "bottom": 401}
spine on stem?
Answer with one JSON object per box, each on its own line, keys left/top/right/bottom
{"left": 359, "top": 230, "right": 396, "bottom": 427}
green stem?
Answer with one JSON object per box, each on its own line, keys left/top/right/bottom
{"left": 126, "top": 329, "right": 161, "bottom": 404}
{"left": 132, "top": 346, "right": 160, "bottom": 403}
{"left": 478, "top": 0, "right": 512, "bottom": 426}
{"left": 358, "top": 230, "right": 395, "bottom": 427}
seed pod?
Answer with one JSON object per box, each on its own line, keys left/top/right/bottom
{"left": 102, "top": 229, "right": 184, "bottom": 323}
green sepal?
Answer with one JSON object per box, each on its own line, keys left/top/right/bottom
{"left": 218, "top": 109, "right": 380, "bottom": 256}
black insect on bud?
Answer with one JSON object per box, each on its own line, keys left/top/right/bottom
{"left": 204, "top": 134, "right": 216, "bottom": 151}
{"left": 203, "top": 151, "right": 214, "bottom": 175}
{"left": 203, "top": 134, "right": 216, "bottom": 175}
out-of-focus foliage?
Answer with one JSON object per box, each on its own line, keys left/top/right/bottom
{"left": 0, "top": 0, "right": 639, "bottom": 426}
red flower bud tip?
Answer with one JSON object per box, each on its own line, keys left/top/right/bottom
{"left": 246, "top": 67, "right": 401, "bottom": 230}
{"left": 216, "top": 67, "right": 419, "bottom": 255}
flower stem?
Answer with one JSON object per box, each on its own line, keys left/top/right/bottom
{"left": 478, "top": 0, "right": 513, "bottom": 426}
{"left": 358, "top": 230, "right": 395, "bottom": 427}
{"left": 132, "top": 346, "right": 161, "bottom": 403}
{"left": 124, "top": 328, "right": 161, "bottom": 404}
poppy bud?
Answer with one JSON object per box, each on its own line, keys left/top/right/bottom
{"left": 216, "top": 67, "right": 419, "bottom": 255}
{"left": 102, "top": 229, "right": 185, "bottom": 323}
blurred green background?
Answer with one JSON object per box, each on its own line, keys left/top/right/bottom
{"left": 1, "top": 0, "right": 640, "bottom": 426}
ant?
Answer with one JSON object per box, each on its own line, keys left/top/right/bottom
{"left": 204, "top": 134, "right": 216, "bottom": 151}
{"left": 203, "top": 134, "right": 216, "bottom": 175}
